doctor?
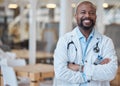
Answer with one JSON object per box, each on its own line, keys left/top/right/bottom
{"left": 54, "top": 1, "right": 118, "bottom": 86}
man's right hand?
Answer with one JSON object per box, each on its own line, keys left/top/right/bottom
{"left": 67, "top": 62, "right": 80, "bottom": 71}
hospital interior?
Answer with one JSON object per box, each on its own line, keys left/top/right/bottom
{"left": 0, "top": 0, "right": 120, "bottom": 86}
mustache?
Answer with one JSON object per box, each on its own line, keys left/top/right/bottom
{"left": 78, "top": 18, "right": 95, "bottom": 30}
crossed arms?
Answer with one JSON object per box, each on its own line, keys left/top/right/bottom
{"left": 68, "top": 58, "right": 111, "bottom": 72}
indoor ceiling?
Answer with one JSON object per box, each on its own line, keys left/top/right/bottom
{"left": 1, "top": 0, "right": 120, "bottom": 4}
{"left": 0, "top": 0, "right": 120, "bottom": 8}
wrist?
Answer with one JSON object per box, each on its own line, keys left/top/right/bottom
{"left": 79, "top": 65, "right": 84, "bottom": 72}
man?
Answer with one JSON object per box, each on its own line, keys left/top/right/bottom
{"left": 53, "top": 1, "right": 118, "bottom": 86}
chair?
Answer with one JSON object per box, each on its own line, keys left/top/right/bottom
{"left": 1, "top": 65, "right": 18, "bottom": 86}
{"left": 0, "top": 48, "right": 16, "bottom": 60}
{"left": 7, "top": 59, "right": 30, "bottom": 84}
{"left": 0, "top": 58, "right": 7, "bottom": 66}
{"left": 1, "top": 65, "right": 30, "bottom": 86}
{"left": 7, "top": 59, "right": 26, "bottom": 67}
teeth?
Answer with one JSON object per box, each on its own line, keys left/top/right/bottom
{"left": 84, "top": 20, "right": 90, "bottom": 23}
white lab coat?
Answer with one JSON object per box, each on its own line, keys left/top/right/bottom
{"left": 53, "top": 27, "right": 118, "bottom": 86}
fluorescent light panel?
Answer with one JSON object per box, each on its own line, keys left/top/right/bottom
{"left": 46, "top": 3, "right": 56, "bottom": 8}
{"left": 8, "top": 4, "right": 18, "bottom": 9}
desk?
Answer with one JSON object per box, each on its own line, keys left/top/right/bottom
{"left": 1, "top": 64, "right": 54, "bottom": 86}
{"left": 12, "top": 49, "right": 53, "bottom": 59}
{"left": 12, "top": 49, "right": 53, "bottom": 64}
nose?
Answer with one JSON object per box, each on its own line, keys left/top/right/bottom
{"left": 85, "top": 12, "right": 90, "bottom": 18}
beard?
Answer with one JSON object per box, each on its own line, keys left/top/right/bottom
{"left": 78, "top": 18, "right": 95, "bottom": 30}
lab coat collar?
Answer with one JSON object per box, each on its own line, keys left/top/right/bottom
{"left": 70, "top": 27, "right": 83, "bottom": 64}
{"left": 70, "top": 26, "right": 102, "bottom": 61}
{"left": 86, "top": 29, "right": 102, "bottom": 56}
{"left": 76, "top": 26, "right": 94, "bottom": 40}
{"left": 71, "top": 26, "right": 102, "bottom": 44}
{"left": 70, "top": 26, "right": 81, "bottom": 46}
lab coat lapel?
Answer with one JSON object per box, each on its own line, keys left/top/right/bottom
{"left": 71, "top": 29, "right": 83, "bottom": 64}
{"left": 86, "top": 30, "right": 102, "bottom": 55}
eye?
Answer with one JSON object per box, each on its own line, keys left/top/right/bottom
{"left": 89, "top": 11, "right": 96, "bottom": 15}
{"left": 80, "top": 11, "right": 86, "bottom": 14}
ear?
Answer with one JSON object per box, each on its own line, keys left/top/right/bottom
{"left": 95, "top": 15, "right": 97, "bottom": 19}
{"left": 75, "top": 14, "right": 77, "bottom": 20}
{"left": 95, "top": 14, "right": 97, "bottom": 22}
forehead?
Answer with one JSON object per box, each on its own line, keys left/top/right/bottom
{"left": 77, "top": 3, "right": 96, "bottom": 12}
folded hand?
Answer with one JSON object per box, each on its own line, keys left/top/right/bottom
{"left": 100, "top": 58, "right": 111, "bottom": 65}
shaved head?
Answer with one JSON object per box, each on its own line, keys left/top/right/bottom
{"left": 75, "top": 1, "right": 96, "bottom": 14}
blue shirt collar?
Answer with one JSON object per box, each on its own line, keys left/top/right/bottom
{"left": 76, "top": 26, "right": 95, "bottom": 40}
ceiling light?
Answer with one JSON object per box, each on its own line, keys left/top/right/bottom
{"left": 72, "top": 3, "right": 76, "bottom": 8}
{"left": 103, "top": 3, "right": 109, "bottom": 8}
{"left": 27, "top": 4, "right": 30, "bottom": 8}
{"left": 8, "top": 4, "right": 18, "bottom": 9}
{"left": 46, "top": 4, "right": 56, "bottom": 8}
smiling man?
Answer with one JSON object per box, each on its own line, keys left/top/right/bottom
{"left": 75, "top": 1, "right": 96, "bottom": 38}
{"left": 53, "top": 1, "right": 118, "bottom": 86}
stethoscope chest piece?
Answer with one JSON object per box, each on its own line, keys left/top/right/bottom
{"left": 93, "top": 42, "right": 100, "bottom": 53}
{"left": 93, "top": 46, "right": 99, "bottom": 53}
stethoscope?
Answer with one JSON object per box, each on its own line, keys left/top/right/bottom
{"left": 67, "top": 40, "right": 100, "bottom": 54}
{"left": 67, "top": 41, "right": 77, "bottom": 51}
{"left": 67, "top": 39, "right": 100, "bottom": 63}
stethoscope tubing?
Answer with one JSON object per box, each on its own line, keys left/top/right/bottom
{"left": 67, "top": 39, "right": 100, "bottom": 64}
{"left": 67, "top": 41, "right": 77, "bottom": 63}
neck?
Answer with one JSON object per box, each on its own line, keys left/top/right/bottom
{"left": 79, "top": 28, "right": 92, "bottom": 39}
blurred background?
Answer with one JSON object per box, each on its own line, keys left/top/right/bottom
{"left": 0, "top": 0, "right": 120, "bottom": 86}
{"left": 0, "top": 0, "right": 119, "bottom": 64}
